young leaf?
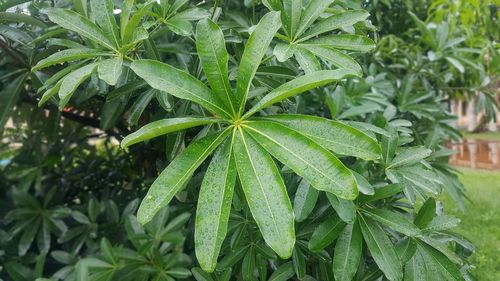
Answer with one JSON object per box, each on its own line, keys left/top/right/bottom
{"left": 195, "top": 139, "right": 236, "bottom": 272}
{"left": 333, "top": 222, "right": 363, "bottom": 281}
{"left": 42, "top": 8, "right": 117, "bottom": 50}
{"left": 58, "top": 63, "right": 98, "bottom": 109}
{"left": 259, "top": 114, "right": 381, "bottom": 160}
{"left": 32, "top": 49, "right": 108, "bottom": 72}
{"left": 303, "top": 34, "right": 376, "bottom": 52}
{"left": 90, "top": 0, "right": 120, "bottom": 47}
{"left": 308, "top": 214, "right": 346, "bottom": 251}
{"left": 137, "top": 129, "right": 230, "bottom": 225}
{"left": 195, "top": 18, "right": 237, "bottom": 116}
{"left": 293, "top": 179, "right": 319, "bottom": 222}
{"left": 97, "top": 57, "right": 123, "bottom": 86}
{"left": 130, "top": 60, "right": 232, "bottom": 119}
{"left": 121, "top": 117, "right": 219, "bottom": 148}
{"left": 244, "top": 69, "right": 358, "bottom": 117}
{"left": 245, "top": 121, "right": 358, "bottom": 200}
{"left": 295, "top": 0, "right": 334, "bottom": 38}
{"left": 233, "top": 129, "right": 295, "bottom": 259}
{"left": 236, "top": 11, "right": 281, "bottom": 115}
{"left": 359, "top": 215, "right": 402, "bottom": 281}
{"left": 300, "top": 10, "right": 370, "bottom": 41}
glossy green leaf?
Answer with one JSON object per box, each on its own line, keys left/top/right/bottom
{"left": 130, "top": 60, "right": 232, "bottom": 119}
{"left": 381, "top": 125, "right": 398, "bottom": 164}
{"left": 97, "top": 57, "right": 123, "bottom": 86}
{"left": 233, "top": 129, "right": 294, "bottom": 258}
{"left": 121, "top": 117, "right": 219, "bottom": 148}
{"left": 303, "top": 34, "right": 376, "bottom": 52}
{"left": 273, "top": 42, "right": 297, "bottom": 62}
{"left": 42, "top": 8, "right": 116, "bottom": 50}
{"left": 90, "top": 0, "right": 120, "bottom": 47}
{"left": 0, "top": 24, "right": 32, "bottom": 46}
{"left": 293, "top": 179, "right": 319, "bottom": 222}
{"left": 195, "top": 139, "right": 236, "bottom": 272}
{"left": 245, "top": 121, "right": 358, "bottom": 200}
{"left": 352, "top": 171, "right": 375, "bottom": 195}
{"left": 396, "top": 238, "right": 417, "bottom": 264}
{"left": 404, "top": 248, "right": 427, "bottom": 281}
{"left": 333, "top": 222, "right": 363, "bottom": 281}
{"left": 235, "top": 11, "right": 281, "bottom": 115}
{"left": 58, "top": 63, "right": 98, "bottom": 109}
{"left": 418, "top": 242, "right": 464, "bottom": 281}
{"left": 269, "top": 262, "right": 295, "bottom": 281}
{"left": 308, "top": 214, "right": 346, "bottom": 251}
{"left": 0, "top": 12, "right": 47, "bottom": 28}
{"left": 38, "top": 80, "right": 62, "bottom": 107}
{"left": 414, "top": 198, "right": 436, "bottom": 229}
{"left": 300, "top": 10, "right": 370, "bottom": 41}
{"left": 387, "top": 147, "right": 432, "bottom": 169}
{"left": 195, "top": 18, "right": 237, "bottom": 116}
{"left": 294, "top": 47, "right": 321, "bottom": 74}
{"left": 282, "top": 0, "right": 301, "bottom": 39}
{"left": 326, "top": 193, "right": 356, "bottom": 223}
{"left": 259, "top": 114, "right": 380, "bottom": 160}
{"left": 126, "top": 89, "right": 155, "bottom": 126}
{"left": 303, "top": 45, "right": 362, "bottom": 74}
{"left": 359, "top": 215, "right": 402, "bottom": 281}
{"left": 295, "top": 0, "right": 334, "bottom": 38}
{"left": 244, "top": 69, "right": 358, "bottom": 117}
{"left": 0, "top": 73, "right": 27, "bottom": 135}
{"left": 362, "top": 208, "right": 421, "bottom": 237}
{"left": 32, "top": 49, "right": 106, "bottom": 72}
{"left": 137, "top": 130, "right": 230, "bottom": 225}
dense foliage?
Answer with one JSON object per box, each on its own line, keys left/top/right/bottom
{"left": 0, "top": 0, "right": 498, "bottom": 280}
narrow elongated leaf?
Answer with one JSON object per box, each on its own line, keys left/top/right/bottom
{"left": 0, "top": 12, "right": 47, "bottom": 27}
{"left": 387, "top": 147, "right": 432, "bottom": 169}
{"left": 196, "top": 19, "right": 237, "bottom": 116}
{"left": 0, "top": 73, "right": 27, "bottom": 135}
{"left": 404, "top": 249, "right": 427, "bottom": 281}
{"left": 0, "top": 24, "right": 32, "bottom": 45}
{"left": 90, "top": 0, "right": 120, "bottom": 47}
{"left": 137, "top": 130, "right": 230, "bottom": 225}
{"left": 195, "top": 139, "right": 236, "bottom": 272}
{"left": 282, "top": 0, "right": 301, "bottom": 39}
{"left": 244, "top": 69, "right": 357, "bottom": 117}
{"left": 120, "top": 0, "right": 134, "bottom": 38}
{"left": 273, "top": 43, "right": 297, "bottom": 62}
{"left": 414, "top": 198, "right": 436, "bottom": 228}
{"left": 396, "top": 238, "right": 417, "bottom": 264}
{"left": 359, "top": 215, "right": 402, "bottom": 281}
{"left": 417, "top": 242, "right": 464, "bottom": 281}
{"left": 121, "top": 117, "right": 219, "bottom": 148}
{"left": 293, "top": 180, "right": 319, "bottom": 222}
{"left": 303, "top": 34, "right": 376, "bottom": 52}
{"left": 300, "top": 10, "right": 370, "bottom": 41}
{"left": 131, "top": 60, "right": 232, "bottom": 119}
{"left": 308, "top": 215, "right": 346, "bottom": 251}
{"left": 326, "top": 193, "right": 356, "bottom": 223}
{"left": 295, "top": 0, "right": 334, "bottom": 38}
{"left": 235, "top": 11, "right": 281, "bottom": 115}
{"left": 58, "top": 63, "right": 98, "bottom": 109}
{"left": 126, "top": 89, "right": 155, "bottom": 125}
{"left": 32, "top": 49, "right": 105, "bottom": 72}
{"left": 269, "top": 262, "right": 295, "bottom": 281}
{"left": 362, "top": 208, "right": 421, "bottom": 236}
{"left": 294, "top": 47, "right": 321, "bottom": 74}
{"left": 97, "top": 57, "right": 123, "bottom": 86}
{"left": 233, "top": 129, "right": 294, "bottom": 258}
{"left": 303, "top": 45, "right": 362, "bottom": 74}
{"left": 38, "top": 80, "right": 62, "bottom": 107}
{"left": 42, "top": 8, "right": 116, "bottom": 50}
{"left": 259, "top": 114, "right": 380, "bottom": 160}
{"left": 245, "top": 121, "right": 358, "bottom": 200}
{"left": 333, "top": 222, "right": 363, "bottom": 281}
{"left": 381, "top": 125, "right": 398, "bottom": 164}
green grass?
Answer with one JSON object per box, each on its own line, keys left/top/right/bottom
{"left": 441, "top": 168, "right": 500, "bottom": 280}
{"left": 463, "top": 131, "right": 500, "bottom": 141}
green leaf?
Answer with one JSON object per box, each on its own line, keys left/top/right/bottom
{"left": 90, "top": 0, "right": 120, "bottom": 47}
{"left": 97, "top": 57, "right": 123, "bottom": 86}
{"left": 359, "top": 215, "right": 402, "bottom": 281}
{"left": 387, "top": 147, "right": 432, "bottom": 169}
{"left": 273, "top": 43, "right": 297, "bottom": 62}
{"left": 303, "top": 34, "right": 376, "bottom": 52}
{"left": 233, "top": 128, "right": 294, "bottom": 258}
{"left": 0, "top": 12, "right": 47, "bottom": 28}
{"left": 38, "top": 80, "right": 62, "bottom": 107}
{"left": 414, "top": 198, "right": 436, "bottom": 229}
{"left": 381, "top": 125, "right": 398, "bottom": 164}
{"left": 195, "top": 139, "right": 236, "bottom": 272}
{"left": 294, "top": 47, "right": 321, "bottom": 74}
{"left": 295, "top": 0, "right": 334, "bottom": 38}
{"left": 417, "top": 242, "right": 464, "bottom": 281}
{"left": 326, "top": 193, "right": 356, "bottom": 223}
{"left": 282, "top": 0, "right": 301, "bottom": 39}
{"left": 121, "top": 117, "right": 219, "bottom": 148}
{"left": 245, "top": 121, "right": 358, "bottom": 200}
{"left": 42, "top": 8, "right": 117, "bottom": 50}
{"left": 308, "top": 214, "right": 346, "bottom": 251}
{"left": 332, "top": 222, "right": 363, "bottom": 281}
{"left": 244, "top": 69, "right": 358, "bottom": 117}
{"left": 195, "top": 18, "right": 237, "bottom": 117}
{"left": 404, "top": 248, "right": 427, "bottom": 281}
{"left": 269, "top": 262, "right": 295, "bottom": 281}
{"left": 300, "top": 10, "right": 369, "bottom": 41}
{"left": 362, "top": 208, "right": 421, "bottom": 237}
{"left": 131, "top": 59, "right": 232, "bottom": 119}
{"left": 0, "top": 24, "right": 32, "bottom": 46}
{"left": 303, "top": 45, "right": 362, "bottom": 74}
{"left": 235, "top": 11, "right": 281, "bottom": 115}
{"left": 424, "top": 215, "right": 460, "bottom": 232}
{"left": 137, "top": 130, "right": 230, "bottom": 225}
{"left": 396, "top": 238, "right": 417, "bottom": 264}
{"left": 0, "top": 73, "right": 27, "bottom": 135}
{"left": 259, "top": 114, "right": 380, "bottom": 160}
{"left": 32, "top": 49, "right": 106, "bottom": 72}
{"left": 126, "top": 89, "right": 155, "bottom": 125}
{"left": 293, "top": 179, "right": 319, "bottom": 222}
{"left": 58, "top": 63, "right": 98, "bottom": 109}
